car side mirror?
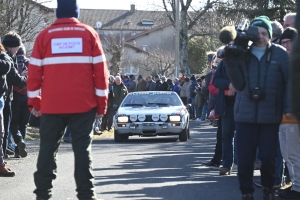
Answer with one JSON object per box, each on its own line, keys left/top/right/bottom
{"left": 113, "top": 104, "right": 119, "bottom": 111}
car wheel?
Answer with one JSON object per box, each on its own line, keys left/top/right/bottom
{"left": 122, "top": 135, "right": 129, "bottom": 140}
{"left": 179, "top": 123, "right": 188, "bottom": 142}
{"left": 114, "top": 129, "right": 123, "bottom": 142}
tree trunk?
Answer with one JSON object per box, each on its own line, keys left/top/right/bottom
{"left": 179, "top": 5, "right": 190, "bottom": 76}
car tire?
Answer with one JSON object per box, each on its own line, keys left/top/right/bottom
{"left": 179, "top": 123, "right": 188, "bottom": 142}
{"left": 122, "top": 135, "right": 129, "bottom": 140}
{"left": 114, "top": 129, "right": 123, "bottom": 142}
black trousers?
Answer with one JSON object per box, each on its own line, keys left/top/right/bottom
{"left": 211, "top": 117, "right": 222, "bottom": 165}
{"left": 33, "top": 108, "right": 96, "bottom": 200}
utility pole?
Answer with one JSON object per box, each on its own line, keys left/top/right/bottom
{"left": 175, "top": 0, "right": 180, "bottom": 78}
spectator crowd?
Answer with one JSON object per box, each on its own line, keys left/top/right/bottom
{"left": 0, "top": 2, "right": 299, "bottom": 200}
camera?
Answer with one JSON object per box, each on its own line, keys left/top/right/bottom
{"left": 222, "top": 19, "right": 259, "bottom": 60}
{"left": 250, "top": 87, "right": 265, "bottom": 100}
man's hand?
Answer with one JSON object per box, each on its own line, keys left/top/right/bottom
{"left": 31, "top": 108, "right": 41, "bottom": 117}
{"left": 95, "top": 113, "right": 104, "bottom": 119}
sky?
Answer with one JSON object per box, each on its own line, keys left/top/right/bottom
{"left": 43, "top": 0, "right": 165, "bottom": 10}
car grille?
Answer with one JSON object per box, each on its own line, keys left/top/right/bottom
{"left": 128, "top": 115, "right": 170, "bottom": 123}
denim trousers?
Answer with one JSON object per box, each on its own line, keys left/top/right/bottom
{"left": 201, "top": 104, "right": 208, "bottom": 120}
{"left": 236, "top": 122, "right": 279, "bottom": 195}
{"left": 221, "top": 105, "right": 235, "bottom": 169}
{"left": 0, "top": 96, "right": 5, "bottom": 164}
{"left": 279, "top": 124, "right": 300, "bottom": 192}
{"left": 34, "top": 109, "right": 96, "bottom": 200}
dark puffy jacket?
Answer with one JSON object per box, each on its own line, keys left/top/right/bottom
{"left": 213, "top": 60, "right": 235, "bottom": 116}
{"left": 0, "top": 51, "right": 13, "bottom": 96}
{"left": 225, "top": 43, "right": 290, "bottom": 124}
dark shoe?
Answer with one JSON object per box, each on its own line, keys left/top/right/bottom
{"left": 0, "top": 163, "right": 15, "bottom": 177}
{"left": 14, "top": 152, "right": 21, "bottom": 158}
{"left": 202, "top": 161, "right": 220, "bottom": 168}
{"left": 107, "top": 128, "right": 112, "bottom": 132}
{"left": 279, "top": 189, "right": 300, "bottom": 199}
{"left": 242, "top": 194, "right": 254, "bottom": 200}
{"left": 219, "top": 167, "right": 231, "bottom": 175}
{"left": 263, "top": 187, "right": 276, "bottom": 200}
{"left": 6, "top": 148, "right": 14, "bottom": 156}
{"left": 278, "top": 185, "right": 292, "bottom": 196}
{"left": 4, "top": 154, "right": 9, "bottom": 159}
{"left": 17, "top": 141, "right": 27, "bottom": 158}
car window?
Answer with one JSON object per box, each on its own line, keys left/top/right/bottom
{"left": 121, "top": 92, "right": 182, "bottom": 107}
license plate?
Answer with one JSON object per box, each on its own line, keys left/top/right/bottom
{"left": 142, "top": 123, "right": 155, "bottom": 126}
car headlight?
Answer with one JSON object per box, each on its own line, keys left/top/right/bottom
{"left": 130, "top": 114, "right": 137, "bottom": 122}
{"left": 169, "top": 115, "right": 181, "bottom": 122}
{"left": 160, "top": 114, "right": 168, "bottom": 122}
{"left": 152, "top": 114, "right": 159, "bottom": 121}
{"left": 118, "top": 116, "right": 129, "bottom": 123}
{"left": 138, "top": 114, "right": 146, "bottom": 122}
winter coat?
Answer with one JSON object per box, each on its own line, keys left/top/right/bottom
{"left": 108, "top": 82, "right": 128, "bottom": 107}
{"left": 27, "top": 18, "right": 109, "bottom": 114}
{"left": 127, "top": 76, "right": 137, "bottom": 93}
{"left": 225, "top": 43, "right": 290, "bottom": 124}
{"left": 145, "top": 80, "right": 156, "bottom": 91}
{"left": 213, "top": 60, "right": 235, "bottom": 116}
{"left": 0, "top": 51, "right": 13, "bottom": 97}
{"left": 137, "top": 79, "right": 147, "bottom": 91}
{"left": 180, "top": 81, "right": 188, "bottom": 98}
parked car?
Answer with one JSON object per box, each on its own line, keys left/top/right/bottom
{"left": 113, "top": 91, "right": 190, "bottom": 142}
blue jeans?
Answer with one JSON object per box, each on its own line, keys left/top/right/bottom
{"left": 236, "top": 123, "right": 279, "bottom": 195}
{"left": 7, "top": 131, "right": 15, "bottom": 151}
{"left": 0, "top": 96, "right": 5, "bottom": 164}
{"left": 221, "top": 105, "right": 235, "bottom": 169}
{"left": 201, "top": 104, "right": 208, "bottom": 120}
{"left": 94, "top": 119, "right": 101, "bottom": 129}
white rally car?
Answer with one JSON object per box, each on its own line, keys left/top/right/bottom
{"left": 113, "top": 91, "right": 190, "bottom": 142}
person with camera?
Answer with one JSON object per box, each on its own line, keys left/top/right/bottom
{"left": 224, "top": 16, "right": 291, "bottom": 200}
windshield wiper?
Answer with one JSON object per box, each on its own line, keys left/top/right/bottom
{"left": 147, "top": 103, "right": 170, "bottom": 106}
{"left": 123, "top": 103, "right": 144, "bottom": 107}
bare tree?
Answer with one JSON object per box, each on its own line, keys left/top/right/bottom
{"left": 132, "top": 47, "right": 175, "bottom": 77}
{"left": 161, "top": 0, "right": 224, "bottom": 76}
{"left": 101, "top": 33, "right": 124, "bottom": 76}
{"left": 0, "top": 0, "right": 53, "bottom": 53}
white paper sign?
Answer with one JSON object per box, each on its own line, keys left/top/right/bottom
{"left": 51, "top": 38, "right": 83, "bottom": 54}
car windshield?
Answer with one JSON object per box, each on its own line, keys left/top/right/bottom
{"left": 121, "top": 92, "right": 182, "bottom": 107}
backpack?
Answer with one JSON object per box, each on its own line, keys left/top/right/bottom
{"left": 13, "top": 56, "right": 28, "bottom": 96}
{"left": 208, "top": 70, "right": 218, "bottom": 96}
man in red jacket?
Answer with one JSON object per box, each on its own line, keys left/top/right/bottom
{"left": 27, "top": 0, "right": 108, "bottom": 199}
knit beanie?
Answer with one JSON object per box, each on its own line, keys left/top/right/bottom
{"left": 56, "top": 0, "right": 80, "bottom": 19}
{"left": 2, "top": 33, "right": 21, "bottom": 48}
{"left": 190, "top": 75, "right": 196, "bottom": 81}
{"left": 250, "top": 16, "right": 273, "bottom": 38}
{"left": 185, "top": 77, "right": 190, "bottom": 82}
{"left": 279, "top": 27, "right": 298, "bottom": 44}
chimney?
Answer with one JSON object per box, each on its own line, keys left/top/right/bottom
{"left": 130, "top": 4, "right": 135, "bottom": 13}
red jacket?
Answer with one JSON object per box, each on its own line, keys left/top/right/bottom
{"left": 27, "top": 18, "right": 108, "bottom": 114}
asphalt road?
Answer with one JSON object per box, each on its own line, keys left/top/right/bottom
{"left": 2, "top": 120, "right": 263, "bottom": 200}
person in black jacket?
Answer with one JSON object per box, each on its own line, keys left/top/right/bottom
{"left": 0, "top": 43, "right": 16, "bottom": 177}
{"left": 1, "top": 31, "right": 27, "bottom": 162}
{"left": 213, "top": 59, "right": 236, "bottom": 176}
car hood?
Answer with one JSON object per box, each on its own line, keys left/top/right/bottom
{"left": 118, "top": 106, "right": 183, "bottom": 115}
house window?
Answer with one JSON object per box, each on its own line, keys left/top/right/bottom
{"left": 141, "top": 19, "right": 154, "bottom": 25}
{"left": 124, "top": 66, "right": 139, "bottom": 75}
